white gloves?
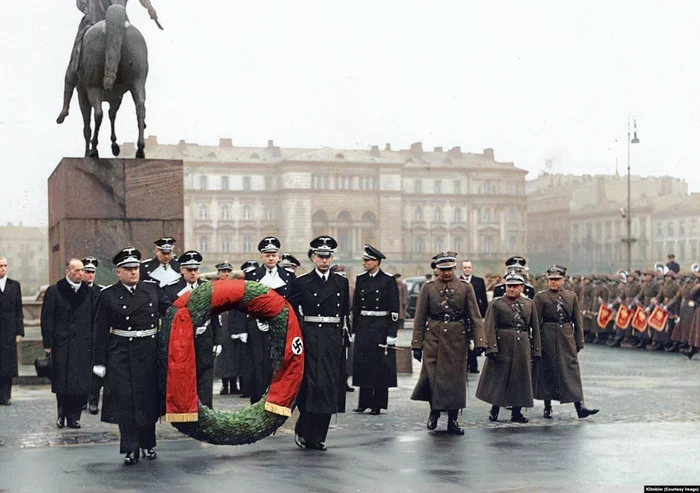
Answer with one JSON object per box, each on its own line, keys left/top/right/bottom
{"left": 213, "top": 345, "right": 222, "bottom": 357}
{"left": 195, "top": 326, "right": 207, "bottom": 336}
{"left": 469, "top": 340, "right": 475, "bottom": 351}
{"left": 231, "top": 333, "right": 248, "bottom": 344}
{"left": 256, "top": 321, "right": 270, "bottom": 332}
{"left": 93, "top": 365, "right": 106, "bottom": 378}
{"left": 386, "top": 336, "right": 397, "bottom": 347}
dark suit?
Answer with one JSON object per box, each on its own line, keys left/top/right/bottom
{"left": 461, "top": 275, "right": 488, "bottom": 373}
{"left": 0, "top": 278, "right": 23, "bottom": 404}
{"left": 245, "top": 265, "right": 298, "bottom": 403}
{"left": 295, "top": 270, "right": 350, "bottom": 446}
{"left": 93, "top": 280, "right": 169, "bottom": 454}
{"left": 41, "top": 279, "right": 95, "bottom": 422}
{"left": 163, "top": 278, "right": 222, "bottom": 408}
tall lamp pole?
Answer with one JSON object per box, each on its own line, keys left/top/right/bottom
{"left": 625, "top": 118, "right": 640, "bottom": 272}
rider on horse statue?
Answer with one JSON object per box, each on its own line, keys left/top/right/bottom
{"left": 57, "top": 0, "right": 160, "bottom": 125}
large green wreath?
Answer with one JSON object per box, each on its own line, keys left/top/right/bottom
{"left": 157, "top": 280, "right": 303, "bottom": 445}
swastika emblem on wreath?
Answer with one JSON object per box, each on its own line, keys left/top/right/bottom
{"left": 292, "top": 337, "right": 304, "bottom": 355}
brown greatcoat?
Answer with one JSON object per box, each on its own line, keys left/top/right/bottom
{"left": 410, "top": 277, "right": 486, "bottom": 410}
{"left": 673, "top": 281, "right": 700, "bottom": 343}
{"left": 476, "top": 296, "right": 541, "bottom": 408}
{"left": 532, "top": 288, "right": 585, "bottom": 403}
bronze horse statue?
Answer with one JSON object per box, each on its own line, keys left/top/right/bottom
{"left": 78, "top": 4, "right": 148, "bottom": 158}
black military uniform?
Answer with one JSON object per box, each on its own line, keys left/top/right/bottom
{"left": 245, "top": 237, "right": 299, "bottom": 404}
{"left": 492, "top": 257, "right": 536, "bottom": 299}
{"left": 162, "top": 251, "right": 222, "bottom": 408}
{"left": 139, "top": 236, "right": 181, "bottom": 288}
{"left": 294, "top": 236, "right": 350, "bottom": 451}
{"left": 93, "top": 248, "right": 169, "bottom": 464}
{"left": 352, "top": 244, "right": 399, "bottom": 415}
{"left": 83, "top": 257, "right": 107, "bottom": 414}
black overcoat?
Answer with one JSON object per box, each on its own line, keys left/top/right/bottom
{"left": 93, "top": 280, "right": 169, "bottom": 426}
{"left": 41, "top": 279, "right": 94, "bottom": 395}
{"left": 0, "top": 279, "right": 23, "bottom": 377}
{"left": 295, "top": 271, "right": 349, "bottom": 414}
{"left": 351, "top": 270, "right": 399, "bottom": 388}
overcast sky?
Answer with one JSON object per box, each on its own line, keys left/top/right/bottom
{"left": 1, "top": 1, "right": 698, "bottom": 227}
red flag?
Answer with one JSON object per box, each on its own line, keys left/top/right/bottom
{"left": 648, "top": 306, "right": 669, "bottom": 332}
{"left": 631, "top": 307, "right": 648, "bottom": 333}
{"left": 615, "top": 305, "right": 633, "bottom": 329}
{"left": 597, "top": 305, "right": 614, "bottom": 329}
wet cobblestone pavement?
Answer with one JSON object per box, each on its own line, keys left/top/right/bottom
{"left": 1, "top": 342, "right": 698, "bottom": 449}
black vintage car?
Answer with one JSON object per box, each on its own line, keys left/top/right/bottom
{"left": 404, "top": 276, "right": 428, "bottom": 319}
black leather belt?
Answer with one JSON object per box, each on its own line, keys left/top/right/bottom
{"left": 497, "top": 327, "right": 527, "bottom": 333}
{"left": 429, "top": 314, "right": 460, "bottom": 323}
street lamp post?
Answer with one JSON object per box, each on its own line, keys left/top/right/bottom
{"left": 624, "top": 118, "right": 640, "bottom": 272}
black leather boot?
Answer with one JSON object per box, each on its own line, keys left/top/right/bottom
{"left": 446, "top": 411, "right": 464, "bottom": 435}
{"left": 427, "top": 410, "right": 440, "bottom": 430}
{"left": 575, "top": 401, "right": 599, "bottom": 419}
{"left": 543, "top": 400, "right": 552, "bottom": 419}
{"left": 664, "top": 342, "right": 679, "bottom": 353}
{"left": 488, "top": 405, "right": 499, "bottom": 422}
{"left": 510, "top": 407, "right": 529, "bottom": 423}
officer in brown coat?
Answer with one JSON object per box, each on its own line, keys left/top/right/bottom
{"left": 476, "top": 273, "right": 540, "bottom": 423}
{"left": 410, "top": 252, "right": 486, "bottom": 434}
{"left": 532, "top": 265, "right": 598, "bottom": 419}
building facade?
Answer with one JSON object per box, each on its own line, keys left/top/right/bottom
{"left": 137, "top": 137, "right": 529, "bottom": 277}
{"left": 527, "top": 173, "right": 693, "bottom": 274}
{"left": 0, "top": 223, "right": 48, "bottom": 294}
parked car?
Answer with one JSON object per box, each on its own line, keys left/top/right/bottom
{"left": 404, "top": 276, "right": 429, "bottom": 319}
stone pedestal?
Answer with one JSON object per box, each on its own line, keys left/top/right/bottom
{"left": 48, "top": 158, "right": 184, "bottom": 285}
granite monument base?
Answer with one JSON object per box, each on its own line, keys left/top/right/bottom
{"left": 48, "top": 158, "right": 184, "bottom": 285}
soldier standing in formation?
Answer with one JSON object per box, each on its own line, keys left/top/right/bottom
{"left": 0, "top": 256, "right": 23, "bottom": 406}
{"left": 41, "top": 259, "right": 95, "bottom": 429}
{"left": 294, "top": 236, "right": 350, "bottom": 451}
{"left": 410, "top": 251, "right": 486, "bottom": 435}
{"left": 214, "top": 262, "right": 249, "bottom": 396}
{"left": 83, "top": 256, "right": 106, "bottom": 414}
{"left": 351, "top": 245, "right": 399, "bottom": 416}
{"left": 163, "top": 251, "right": 222, "bottom": 408}
{"left": 532, "top": 265, "right": 598, "bottom": 420}
{"left": 476, "top": 272, "right": 540, "bottom": 423}
{"left": 245, "top": 237, "right": 298, "bottom": 404}
{"left": 139, "top": 237, "right": 180, "bottom": 288}
{"left": 93, "top": 247, "right": 169, "bottom": 465}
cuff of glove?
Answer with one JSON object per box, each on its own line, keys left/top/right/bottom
{"left": 92, "top": 365, "right": 106, "bottom": 378}
{"left": 386, "top": 337, "right": 397, "bottom": 346}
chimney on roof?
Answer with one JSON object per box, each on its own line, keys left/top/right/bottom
{"left": 448, "top": 146, "right": 462, "bottom": 158}
{"left": 434, "top": 146, "right": 443, "bottom": 153}
{"left": 177, "top": 139, "right": 186, "bottom": 149}
{"left": 145, "top": 135, "right": 158, "bottom": 146}
{"left": 370, "top": 145, "right": 381, "bottom": 157}
{"left": 385, "top": 143, "right": 392, "bottom": 151}
{"left": 483, "top": 148, "right": 495, "bottom": 160}
{"left": 219, "top": 138, "right": 233, "bottom": 147}
{"left": 410, "top": 142, "right": 423, "bottom": 157}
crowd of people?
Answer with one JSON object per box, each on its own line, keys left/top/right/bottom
{"left": 2, "top": 239, "right": 699, "bottom": 464}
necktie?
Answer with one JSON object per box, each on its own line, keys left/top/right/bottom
{"left": 269, "top": 269, "right": 273, "bottom": 276}
{"left": 130, "top": 286, "right": 136, "bottom": 295}
{"left": 322, "top": 275, "right": 327, "bottom": 283}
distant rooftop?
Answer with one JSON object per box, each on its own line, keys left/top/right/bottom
{"left": 125, "top": 136, "right": 525, "bottom": 171}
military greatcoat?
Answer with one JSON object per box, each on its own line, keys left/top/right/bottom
{"left": 410, "top": 277, "right": 486, "bottom": 410}
{"left": 295, "top": 271, "right": 350, "bottom": 414}
{"left": 532, "top": 288, "right": 585, "bottom": 403}
{"left": 93, "top": 280, "right": 169, "bottom": 426}
{"left": 476, "top": 296, "right": 541, "bottom": 408}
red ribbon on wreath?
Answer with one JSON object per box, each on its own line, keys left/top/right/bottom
{"left": 165, "top": 280, "right": 304, "bottom": 422}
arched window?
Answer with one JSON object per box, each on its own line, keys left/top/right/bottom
{"left": 220, "top": 204, "right": 229, "bottom": 220}
{"left": 221, "top": 236, "right": 230, "bottom": 253}
{"left": 361, "top": 211, "right": 377, "bottom": 248}
{"left": 454, "top": 236, "right": 462, "bottom": 252}
{"left": 434, "top": 237, "right": 443, "bottom": 252}
{"left": 336, "top": 211, "right": 352, "bottom": 257}
{"left": 415, "top": 207, "right": 423, "bottom": 222}
{"left": 414, "top": 236, "right": 424, "bottom": 253}
{"left": 312, "top": 210, "right": 329, "bottom": 240}
{"left": 434, "top": 208, "right": 442, "bottom": 223}
{"left": 199, "top": 175, "right": 208, "bottom": 190}
{"left": 199, "top": 236, "right": 209, "bottom": 253}
{"left": 453, "top": 207, "right": 462, "bottom": 223}
{"left": 199, "top": 204, "right": 208, "bottom": 220}
{"left": 243, "top": 205, "right": 251, "bottom": 220}
{"left": 243, "top": 236, "right": 252, "bottom": 253}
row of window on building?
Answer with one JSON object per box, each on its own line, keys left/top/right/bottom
{"left": 197, "top": 175, "right": 275, "bottom": 191}
{"left": 410, "top": 206, "right": 523, "bottom": 224}
{"left": 196, "top": 204, "right": 275, "bottom": 222}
